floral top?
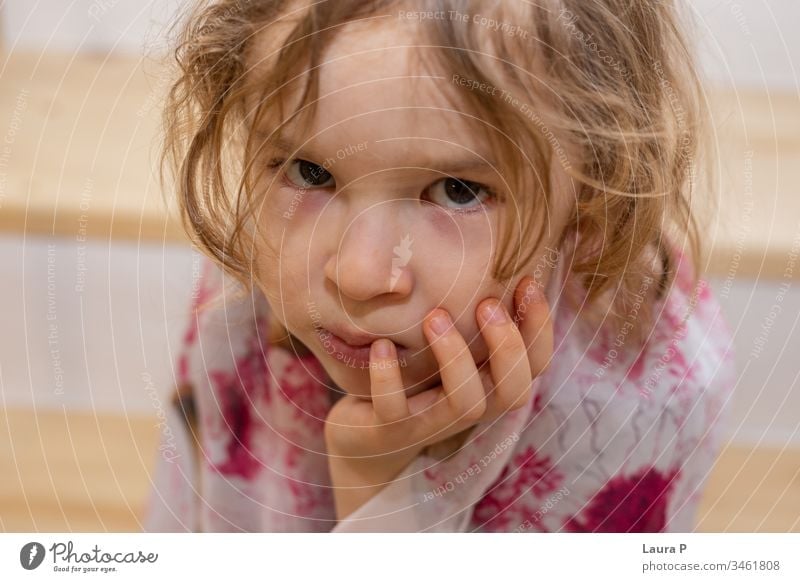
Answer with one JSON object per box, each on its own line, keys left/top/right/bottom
{"left": 143, "top": 249, "right": 735, "bottom": 532}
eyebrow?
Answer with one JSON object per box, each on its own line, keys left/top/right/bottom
{"left": 264, "top": 134, "right": 498, "bottom": 175}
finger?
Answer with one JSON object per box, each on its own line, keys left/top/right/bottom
{"left": 369, "top": 339, "right": 409, "bottom": 424}
{"left": 477, "top": 298, "right": 533, "bottom": 412}
{"left": 474, "top": 365, "right": 504, "bottom": 419}
{"left": 513, "top": 276, "right": 554, "bottom": 377}
{"left": 406, "top": 385, "right": 482, "bottom": 448}
{"left": 423, "top": 309, "right": 487, "bottom": 423}
{"left": 462, "top": 365, "right": 511, "bottom": 419}
{"left": 405, "top": 386, "right": 462, "bottom": 446}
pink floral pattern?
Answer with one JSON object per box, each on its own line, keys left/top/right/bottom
{"left": 563, "top": 467, "right": 679, "bottom": 532}
{"left": 144, "top": 250, "right": 736, "bottom": 532}
{"left": 471, "top": 445, "right": 565, "bottom": 532}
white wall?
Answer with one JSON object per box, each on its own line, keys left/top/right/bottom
{"left": 2, "top": 234, "right": 799, "bottom": 448}
{"left": 0, "top": 0, "right": 182, "bottom": 55}
{"left": 2, "top": 0, "right": 800, "bottom": 89}
{"left": 692, "top": 0, "right": 800, "bottom": 90}
{"left": 0, "top": 234, "right": 197, "bottom": 415}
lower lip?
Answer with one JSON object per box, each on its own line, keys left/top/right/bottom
{"left": 317, "top": 328, "right": 406, "bottom": 368}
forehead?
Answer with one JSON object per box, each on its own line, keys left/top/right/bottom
{"left": 316, "top": 17, "right": 450, "bottom": 109}
{"left": 252, "top": 16, "right": 495, "bottom": 164}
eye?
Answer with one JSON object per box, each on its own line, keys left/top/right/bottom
{"left": 423, "top": 177, "right": 496, "bottom": 212}
{"left": 273, "top": 158, "right": 335, "bottom": 189}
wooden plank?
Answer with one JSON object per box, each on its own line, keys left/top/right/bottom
{"left": 1, "top": 50, "right": 799, "bottom": 277}
{"left": 703, "top": 89, "right": 800, "bottom": 280}
{"left": 0, "top": 50, "right": 185, "bottom": 243}
{"left": 0, "top": 407, "right": 798, "bottom": 531}
{"left": 696, "top": 442, "right": 800, "bottom": 532}
{"left": 0, "top": 407, "right": 158, "bottom": 531}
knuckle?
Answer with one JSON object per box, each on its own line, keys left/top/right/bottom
{"left": 507, "top": 330, "right": 528, "bottom": 356}
{"left": 375, "top": 407, "right": 405, "bottom": 425}
{"left": 370, "top": 374, "right": 393, "bottom": 392}
{"left": 499, "top": 383, "right": 532, "bottom": 411}
{"left": 462, "top": 397, "right": 487, "bottom": 421}
{"left": 371, "top": 405, "right": 391, "bottom": 423}
{"left": 511, "top": 387, "right": 533, "bottom": 410}
{"left": 448, "top": 395, "right": 478, "bottom": 421}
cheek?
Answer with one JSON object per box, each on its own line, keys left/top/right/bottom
{"left": 255, "top": 227, "right": 315, "bottom": 320}
{"left": 420, "top": 267, "right": 510, "bottom": 360}
{"left": 422, "top": 214, "right": 510, "bottom": 347}
{"left": 428, "top": 208, "right": 461, "bottom": 238}
{"left": 422, "top": 215, "right": 496, "bottom": 297}
{"left": 259, "top": 187, "right": 330, "bottom": 265}
{"left": 269, "top": 185, "right": 329, "bottom": 222}
{"left": 427, "top": 208, "right": 496, "bottom": 245}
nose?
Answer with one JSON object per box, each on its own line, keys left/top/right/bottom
{"left": 323, "top": 206, "right": 414, "bottom": 301}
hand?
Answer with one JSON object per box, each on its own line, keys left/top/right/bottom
{"left": 324, "top": 275, "right": 553, "bottom": 520}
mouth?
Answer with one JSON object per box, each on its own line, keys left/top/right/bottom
{"left": 315, "top": 323, "right": 409, "bottom": 368}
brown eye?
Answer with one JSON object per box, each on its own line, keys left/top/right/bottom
{"left": 285, "top": 159, "right": 335, "bottom": 188}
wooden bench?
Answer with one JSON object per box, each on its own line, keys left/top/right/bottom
{"left": 2, "top": 50, "right": 799, "bottom": 278}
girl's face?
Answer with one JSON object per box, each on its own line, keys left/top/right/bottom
{"left": 253, "top": 20, "right": 572, "bottom": 399}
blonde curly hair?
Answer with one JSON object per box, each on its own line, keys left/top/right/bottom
{"left": 161, "top": 0, "right": 711, "bottom": 345}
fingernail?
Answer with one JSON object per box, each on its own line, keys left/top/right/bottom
{"left": 428, "top": 311, "right": 452, "bottom": 336}
{"left": 373, "top": 339, "right": 393, "bottom": 358}
{"left": 480, "top": 300, "right": 508, "bottom": 325}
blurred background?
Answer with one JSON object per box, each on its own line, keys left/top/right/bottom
{"left": 0, "top": 0, "right": 798, "bottom": 531}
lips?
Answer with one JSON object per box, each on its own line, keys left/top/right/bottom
{"left": 321, "top": 322, "right": 407, "bottom": 349}
{"left": 315, "top": 323, "right": 408, "bottom": 367}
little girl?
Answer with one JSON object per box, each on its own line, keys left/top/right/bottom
{"left": 145, "top": 0, "right": 735, "bottom": 532}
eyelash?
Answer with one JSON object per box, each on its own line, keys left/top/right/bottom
{"left": 265, "top": 157, "right": 501, "bottom": 215}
